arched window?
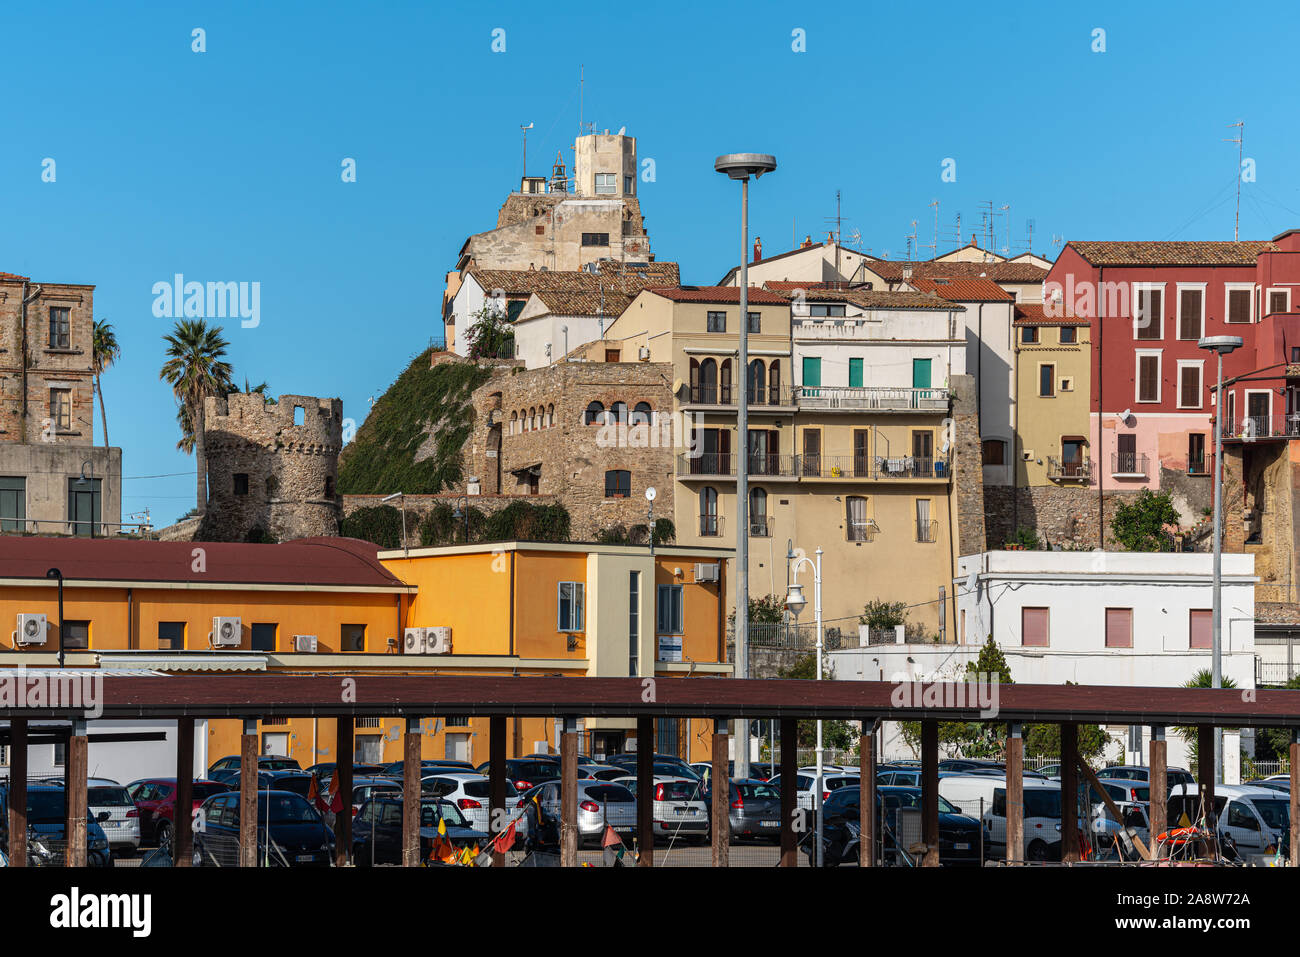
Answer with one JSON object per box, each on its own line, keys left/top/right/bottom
{"left": 698, "top": 358, "right": 718, "bottom": 404}
{"left": 631, "top": 402, "right": 652, "bottom": 427}
{"left": 547, "top": 404, "right": 555, "bottom": 428}
{"left": 584, "top": 401, "right": 606, "bottom": 425}
{"left": 749, "top": 488, "right": 768, "bottom": 536}
{"left": 604, "top": 469, "right": 631, "bottom": 498}
{"left": 720, "top": 359, "right": 732, "bottom": 404}
{"left": 748, "top": 359, "right": 767, "bottom": 406}
{"left": 689, "top": 358, "right": 700, "bottom": 399}
{"left": 611, "top": 401, "right": 628, "bottom": 425}
{"left": 699, "top": 487, "right": 719, "bottom": 536}
{"left": 768, "top": 361, "right": 781, "bottom": 404}
{"left": 510, "top": 410, "right": 518, "bottom": 435}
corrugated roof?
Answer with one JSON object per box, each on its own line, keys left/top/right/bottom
{"left": 1067, "top": 240, "right": 1276, "bottom": 266}
{"left": 907, "top": 277, "right": 1014, "bottom": 302}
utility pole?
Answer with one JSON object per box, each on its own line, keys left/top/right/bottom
{"left": 520, "top": 123, "right": 533, "bottom": 183}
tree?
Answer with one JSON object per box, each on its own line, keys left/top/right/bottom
{"left": 1176, "top": 669, "right": 1237, "bottom": 771}
{"left": 464, "top": 305, "right": 515, "bottom": 360}
{"left": 860, "top": 599, "right": 908, "bottom": 629}
{"left": 91, "top": 320, "right": 119, "bottom": 448}
{"left": 159, "top": 320, "right": 234, "bottom": 513}
{"left": 1110, "top": 488, "right": 1180, "bottom": 551}
{"left": 729, "top": 594, "right": 785, "bottom": 629}
{"left": 778, "top": 654, "right": 857, "bottom": 751}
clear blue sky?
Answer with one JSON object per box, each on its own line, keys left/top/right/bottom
{"left": 3, "top": 0, "right": 1298, "bottom": 525}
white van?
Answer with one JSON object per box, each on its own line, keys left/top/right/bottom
{"left": 939, "top": 774, "right": 1064, "bottom": 861}
{"left": 1168, "top": 783, "right": 1290, "bottom": 864}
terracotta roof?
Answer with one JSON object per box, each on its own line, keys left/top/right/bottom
{"left": 646, "top": 285, "right": 789, "bottom": 305}
{"left": 866, "top": 260, "right": 1049, "bottom": 283}
{"left": 0, "top": 537, "right": 409, "bottom": 589}
{"left": 907, "top": 277, "right": 1014, "bottom": 302}
{"left": 769, "top": 285, "right": 962, "bottom": 311}
{"left": 593, "top": 260, "right": 680, "bottom": 285}
{"left": 529, "top": 287, "right": 636, "bottom": 318}
{"left": 1014, "top": 303, "right": 1089, "bottom": 326}
{"left": 0, "top": 272, "right": 30, "bottom": 282}
{"left": 468, "top": 265, "right": 678, "bottom": 298}
{"left": 1067, "top": 240, "right": 1276, "bottom": 266}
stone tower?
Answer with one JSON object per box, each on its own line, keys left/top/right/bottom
{"left": 200, "top": 392, "right": 342, "bottom": 542}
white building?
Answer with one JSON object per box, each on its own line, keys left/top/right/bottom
{"left": 830, "top": 549, "right": 1258, "bottom": 772}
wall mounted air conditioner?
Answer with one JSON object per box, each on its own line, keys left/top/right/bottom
{"left": 427, "top": 627, "right": 453, "bottom": 655}
{"left": 694, "top": 563, "right": 720, "bottom": 583}
{"left": 638, "top": 346, "right": 651, "bottom": 361}
{"left": 404, "top": 627, "right": 429, "bottom": 654}
{"left": 211, "top": 616, "right": 242, "bottom": 647}
{"left": 293, "top": 634, "right": 318, "bottom": 653}
{"left": 15, "top": 613, "right": 47, "bottom": 646}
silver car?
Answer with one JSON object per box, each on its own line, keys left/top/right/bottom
{"left": 87, "top": 783, "right": 141, "bottom": 856}
{"left": 535, "top": 780, "right": 637, "bottom": 846}
{"left": 615, "top": 775, "right": 708, "bottom": 840}
{"left": 422, "top": 772, "right": 529, "bottom": 839}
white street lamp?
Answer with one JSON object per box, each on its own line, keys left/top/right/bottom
{"left": 786, "top": 544, "right": 823, "bottom": 866}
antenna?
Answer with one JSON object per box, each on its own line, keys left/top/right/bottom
{"left": 520, "top": 122, "right": 533, "bottom": 182}
{"left": 906, "top": 219, "right": 918, "bottom": 259}
{"left": 822, "top": 189, "right": 844, "bottom": 275}
{"left": 925, "top": 199, "right": 939, "bottom": 260}
{"left": 579, "top": 64, "right": 584, "bottom": 136}
{"left": 999, "top": 204, "right": 1011, "bottom": 256}
{"left": 1224, "top": 120, "right": 1244, "bottom": 241}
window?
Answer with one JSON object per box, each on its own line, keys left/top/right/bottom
{"left": 747, "top": 359, "right": 766, "bottom": 405}
{"left": 747, "top": 311, "right": 761, "bottom": 334}
{"left": 594, "top": 173, "right": 617, "bottom": 195}
{"left": 1188, "top": 432, "right": 1206, "bottom": 474}
{"left": 849, "top": 357, "right": 864, "bottom": 388}
{"left": 1134, "top": 287, "right": 1163, "bottom": 339}
{"left": 1116, "top": 433, "right": 1138, "bottom": 474}
{"left": 1105, "top": 608, "right": 1133, "bottom": 648}
{"left": 158, "top": 622, "right": 185, "bottom": 650}
{"left": 1226, "top": 285, "right": 1253, "bottom": 324}
{"left": 581, "top": 232, "right": 609, "bottom": 247}
{"left": 656, "top": 584, "right": 683, "bottom": 635}
{"left": 1267, "top": 288, "right": 1291, "bottom": 315}
{"left": 1022, "top": 607, "right": 1049, "bottom": 647}
{"left": 699, "top": 487, "right": 718, "bottom": 536}
{"left": 604, "top": 469, "right": 631, "bottom": 498}
{"left": 801, "top": 356, "right": 821, "bottom": 388}
{"left": 1177, "top": 362, "right": 1203, "bottom": 409}
{"left": 67, "top": 477, "right": 101, "bottom": 536}
{"left": 706, "top": 311, "right": 726, "bottom": 333}
{"left": 1021, "top": 326, "right": 1039, "bottom": 344}
{"left": 1059, "top": 326, "right": 1077, "bottom": 344}
{"left": 624, "top": 175, "right": 634, "bottom": 195}
{"left": 1137, "top": 352, "right": 1161, "bottom": 402}
{"left": 341, "top": 624, "right": 365, "bottom": 652}
{"left": 62, "top": 620, "right": 90, "bottom": 649}
{"left": 558, "top": 582, "right": 585, "bottom": 632}
{"left": 630, "top": 402, "right": 652, "bottom": 426}
{"left": 801, "top": 428, "right": 821, "bottom": 476}
{"left": 1177, "top": 286, "right": 1205, "bottom": 340}
{"left": 0, "top": 476, "right": 25, "bottom": 533}
{"left": 48, "top": 307, "right": 70, "bottom": 348}
{"left": 605, "top": 349, "right": 621, "bottom": 363}
{"left": 846, "top": 496, "right": 871, "bottom": 542}
{"left": 584, "top": 401, "right": 606, "bottom": 425}
{"left": 808, "top": 303, "right": 846, "bottom": 317}
{"left": 628, "top": 571, "right": 640, "bottom": 676}
{"left": 656, "top": 719, "right": 680, "bottom": 757}
{"left": 51, "top": 389, "right": 72, "bottom": 431}
{"left": 915, "top": 499, "right": 934, "bottom": 542}
{"left": 1189, "top": 609, "right": 1212, "bottom": 650}
{"left": 234, "top": 473, "right": 249, "bottom": 495}
{"left": 981, "top": 439, "right": 1005, "bottom": 466}
{"left": 251, "top": 623, "right": 277, "bottom": 652}
{"left": 1039, "top": 363, "right": 1055, "bottom": 397}
{"left": 749, "top": 487, "right": 768, "bottom": 536}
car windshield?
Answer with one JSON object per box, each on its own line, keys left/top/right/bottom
{"left": 262, "top": 794, "right": 320, "bottom": 824}
{"left": 586, "top": 785, "right": 634, "bottom": 804}
{"left": 88, "top": 786, "right": 134, "bottom": 806}
{"left": 738, "top": 783, "right": 778, "bottom": 800}
{"left": 420, "top": 800, "right": 468, "bottom": 828}
{"left": 27, "top": 791, "right": 66, "bottom": 823}
{"left": 260, "top": 759, "right": 299, "bottom": 771}
{"left": 193, "top": 783, "right": 228, "bottom": 800}
{"left": 1253, "top": 799, "right": 1290, "bottom": 830}
{"left": 938, "top": 796, "right": 959, "bottom": 814}
{"left": 657, "top": 782, "right": 699, "bottom": 801}
{"left": 1024, "top": 790, "right": 1062, "bottom": 818}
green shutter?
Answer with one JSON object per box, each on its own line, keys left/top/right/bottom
{"left": 802, "top": 357, "right": 822, "bottom": 388}
{"left": 849, "top": 358, "right": 863, "bottom": 388}
{"left": 912, "top": 358, "right": 931, "bottom": 389}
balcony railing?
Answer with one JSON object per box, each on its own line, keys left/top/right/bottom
{"left": 916, "top": 520, "right": 938, "bottom": 543}
{"left": 1229, "top": 415, "right": 1300, "bottom": 440}
{"left": 680, "top": 452, "right": 734, "bottom": 476}
{"left": 1187, "top": 455, "right": 1209, "bottom": 475}
{"left": 747, "top": 453, "right": 799, "bottom": 477}
{"left": 750, "top": 515, "right": 771, "bottom": 537}
{"left": 685, "top": 384, "right": 796, "bottom": 407}
{"left": 699, "top": 514, "right": 724, "bottom": 537}
{"left": 1047, "top": 456, "right": 1093, "bottom": 482}
{"left": 798, "top": 386, "right": 949, "bottom": 412}
{"left": 1111, "top": 452, "right": 1149, "bottom": 477}
{"left": 678, "top": 452, "right": 950, "bottom": 480}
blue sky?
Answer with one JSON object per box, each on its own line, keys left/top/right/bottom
{"left": 3, "top": 0, "right": 1299, "bottom": 524}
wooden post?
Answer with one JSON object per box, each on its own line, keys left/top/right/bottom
{"left": 402, "top": 717, "right": 420, "bottom": 867}
{"left": 1290, "top": 732, "right": 1299, "bottom": 868}
{"left": 66, "top": 721, "right": 87, "bottom": 867}
{"left": 859, "top": 720, "right": 876, "bottom": 867}
{"left": 1077, "top": 756, "right": 1151, "bottom": 861}
{"left": 173, "top": 718, "right": 194, "bottom": 867}
{"left": 1198, "top": 724, "right": 1217, "bottom": 856}
{"left": 779, "top": 717, "right": 797, "bottom": 867}
{"left": 1060, "top": 722, "right": 1079, "bottom": 863}
{"left": 636, "top": 717, "right": 654, "bottom": 867}
{"left": 239, "top": 719, "right": 257, "bottom": 868}
{"left": 489, "top": 715, "right": 507, "bottom": 866}
{"left": 1149, "top": 725, "right": 1167, "bottom": 856}
{"left": 711, "top": 718, "right": 729, "bottom": 867}
{"left": 7, "top": 719, "right": 26, "bottom": 868}
{"left": 560, "top": 716, "right": 578, "bottom": 867}
{"left": 1006, "top": 723, "right": 1023, "bottom": 864}
{"left": 335, "top": 717, "right": 353, "bottom": 867}
{"left": 921, "top": 719, "right": 939, "bottom": 867}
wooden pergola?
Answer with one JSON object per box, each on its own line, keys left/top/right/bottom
{"left": 6, "top": 674, "right": 1298, "bottom": 867}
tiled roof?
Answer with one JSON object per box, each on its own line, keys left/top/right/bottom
{"left": 593, "top": 260, "right": 680, "bottom": 285}
{"left": 866, "top": 260, "right": 1049, "bottom": 283}
{"left": 646, "top": 285, "right": 789, "bottom": 305}
{"left": 769, "top": 285, "right": 962, "bottom": 311}
{"left": 468, "top": 265, "right": 679, "bottom": 298}
{"left": 530, "top": 287, "right": 637, "bottom": 318}
{"left": 907, "top": 277, "right": 1014, "bottom": 302}
{"left": 0, "top": 272, "right": 30, "bottom": 282}
{"left": 0, "top": 537, "right": 408, "bottom": 588}
{"left": 1014, "top": 303, "right": 1089, "bottom": 326}
{"left": 1067, "top": 241, "right": 1276, "bottom": 266}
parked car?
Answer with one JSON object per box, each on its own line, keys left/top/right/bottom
{"left": 615, "top": 776, "right": 707, "bottom": 841}
{"left": 939, "top": 774, "right": 1068, "bottom": 862}
{"left": 706, "top": 778, "right": 782, "bottom": 842}
{"left": 1249, "top": 775, "right": 1291, "bottom": 793}
{"left": 87, "top": 782, "right": 141, "bottom": 856}
{"left": 584, "top": 764, "right": 634, "bottom": 782}
{"left": 812, "top": 786, "right": 980, "bottom": 866}
{"left": 1168, "top": 783, "right": 1290, "bottom": 864}
{"left": 206, "top": 755, "right": 301, "bottom": 784}
{"left": 126, "top": 777, "right": 230, "bottom": 847}
{"left": 473, "top": 759, "right": 562, "bottom": 793}
{"left": 1087, "top": 778, "right": 1150, "bottom": 809}
{"left": 224, "top": 768, "right": 314, "bottom": 799}
{"left": 877, "top": 768, "right": 921, "bottom": 787}
{"left": 607, "top": 753, "right": 696, "bottom": 779}
{"left": 351, "top": 796, "right": 489, "bottom": 865}
{"left": 522, "top": 780, "right": 638, "bottom": 847}
{"left": 938, "top": 759, "right": 1005, "bottom": 774}
{"left": 340, "top": 776, "right": 402, "bottom": 820}
{"left": 1096, "top": 765, "right": 1196, "bottom": 792}
{"left": 1037, "top": 764, "right": 1062, "bottom": 780}
{"left": 0, "top": 783, "right": 111, "bottom": 866}
{"left": 382, "top": 759, "right": 474, "bottom": 780}
{"left": 768, "top": 771, "right": 859, "bottom": 810}
{"left": 305, "top": 762, "right": 384, "bottom": 788}
{"left": 194, "top": 790, "right": 333, "bottom": 867}
{"left": 421, "top": 772, "right": 526, "bottom": 836}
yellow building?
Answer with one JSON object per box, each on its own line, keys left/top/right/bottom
{"left": 0, "top": 536, "right": 730, "bottom": 770}
{"left": 1013, "top": 304, "right": 1093, "bottom": 487}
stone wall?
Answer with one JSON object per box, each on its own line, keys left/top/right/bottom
{"left": 984, "top": 484, "right": 1145, "bottom": 550}
{"left": 950, "top": 374, "right": 986, "bottom": 558}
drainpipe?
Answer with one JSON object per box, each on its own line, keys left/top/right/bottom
{"left": 1097, "top": 267, "right": 1105, "bottom": 547}
{"left": 21, "top": 283, "right": 43, "bottom": 441}
{"left": 1013, "top": 325, "right": 1020, "bottom": 534}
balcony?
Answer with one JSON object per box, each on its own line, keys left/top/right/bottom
{"left": 750, "top": 515, "right": 771, "bottom": 537}
{"left": 1111, "top": 452, "right": 1149, "bottom": 478}
{"left": 698, "top": 514, "right": 725, "bottom": 538}
{"left": 797, "top": 386, "right": 949, "bottom": 412}
{"left": 684, "top": 384, "right": 797, "bottom": 409}
{"left": 1227, "top": 415, "right": 1300, "bottom": 441}
{"left": 678, "top": 452, "right": 950, "bottom": 481}
{"left": 916, "top": 520, "right": 938, "bottom": 544}
{"left": 1187, "top": 455, "right": 1209, "bottom": 476}
{"left": 676, "top": 453, "right": 800, "bottom": 478}
{"left": 1047, "top": 456, "right": 1093, "bottom": 482}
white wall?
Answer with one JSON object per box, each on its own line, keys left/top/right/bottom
{"left": 963, "top": 300, "right": 1016, "bottom": 485}
{"left": 7, "top": 719, "right": 209, "bottom": 785}
{"left": 513, "top": 314, "right": 605, "bottom": 368}
{"left": 449, "top": 276, "right": 490, "bottom": 357}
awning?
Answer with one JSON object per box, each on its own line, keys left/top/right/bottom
{"left": 96, "top": 655, "right": 267, "bottom": 673}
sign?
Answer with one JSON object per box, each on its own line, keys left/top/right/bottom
{"left": 657, "top": 636, "right": 682, "bottom": 662}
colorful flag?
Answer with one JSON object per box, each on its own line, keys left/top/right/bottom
{"left": 493, "top": 820, "right": 518, "bottom": 854}
{"left": 602, "top": 825, "right": 620, "bottom": 848}
{"left": 438, "top": 815, "right": 447, "bottom": 836}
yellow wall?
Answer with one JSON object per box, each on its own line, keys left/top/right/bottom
{"left": 1015, "top": 324, "right": 1092, "bottom": 486}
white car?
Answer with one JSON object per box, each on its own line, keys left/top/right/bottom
{"left": 1168, "top": 783, "right": 1290, "bottom": 864}
{"left": 529, "top": 779, "right": 638, "bottom": 846}
{"left": 614, "top": 775, "right": 708, "bottom": 840}
{"left": 768, "top": 771, "right": 860, "bottom": 811}
{"left": 421, "top": 772, "right": 528, "bottom": 838}
{"left": 87, "top": 782, "right": 141, "bottom": 856}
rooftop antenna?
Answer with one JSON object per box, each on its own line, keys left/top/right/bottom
{"left": 1023, "top": 218, "right": 1036, "bottom": 254}
{"left": 1225, "top": 120, "right": 1244, "bottom": 241}
{"left": 579, "top": 64, "right": 584, "bottom": 136}
{"left": 906, "top": 219, "right": 918, "bottom": 259}
{"left": 999, "top": 204, "right": 1011, "bottom": 256}
{"left": 822, "top": 189, "right": 844, "bottom": 275}
{"left": 925, "top": 199, "right": 939, "bottom": 260}
{"left": 520, "top": 122, "right": 533, "bottom": 182}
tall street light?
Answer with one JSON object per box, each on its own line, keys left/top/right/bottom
{"left": 1199, "top": 334, "right": 1242, "bottom": 786}
{"left": 381, "top": 492, "right": 407, "bottom": 557}
{"left": 785, "top": 545, "right": 823, "bottom": 866}
{"left": 715, "top": 151, "right": 776, "bottom": 784}
{"left": 45, "top": 568, "right": 65, "bottom": 668}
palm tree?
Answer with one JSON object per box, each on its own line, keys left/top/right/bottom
{"left": 91, "top": 320, "right": 120, "bottom": 447}
{"left": 159, "top": 320, "right": 233, "bottom": 513}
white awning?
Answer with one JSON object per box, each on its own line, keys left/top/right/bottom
{"left": 96, "top": 655, "right": 267, "bottom": 673}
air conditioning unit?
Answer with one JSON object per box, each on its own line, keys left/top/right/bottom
{"left": 404, "top": 627, "right": 429, "bottom": 654}
{"left": 15, "top": 613, "right": 47, "bottom": 646}
{"left": 293, "top": 634, "right": 318, "bottom": 653}
{"left": 211, "top": 616, "right": 242, "bottom": 648}
{"left": 428, "top": 627, "right": 453, "bottom": 655}
{"left": 694, "top": 563, "right": 720, "bottom": 583}
{"left": 638, "top": 346, "right": 651, "bottom": 361}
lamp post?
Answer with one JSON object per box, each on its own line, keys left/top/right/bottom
{"left": 715, "top": 151, "right": 776, "bottom": 784}
{"left": 45, "top": 568, "right": 65, "bottom": 668}
{"left": 380, "top": 492, "right": 407, "bottom": 557}
{"left": 451, "top": 494, "right": 472, "bottom": 544}
{"left": 1198, "top": 334, "right": 1242, "bottom": 785}
{"left": 785, "top": 544, "right": 823, "bottom": 866}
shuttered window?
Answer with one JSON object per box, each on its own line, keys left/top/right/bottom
{"left": 1178, "top": 289, "right": 1203, "bottom": 340}
{"left": 1135, "top": 289, "right": 1162, "bottom": 339}
{"left": 1189, "top": 609, "right": 1212, "bottom": 649}
{"left": 1105, "top": 608, "right": 1133, "bottom": 648}
{"left": 1138, "top": 355, "right": 1160, "bottom": 402}
{"left": 1178, "top": 364, "right": 1201, "bottom": 409}
{"left": 1022, "top": 608, "right": 1049, "bottom": 647}
{"left": 1227, "top": 288, "right": 1252, "bottom": 324}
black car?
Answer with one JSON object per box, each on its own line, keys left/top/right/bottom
{"left": 0, "top": 784, "right": 112, "bottom": 867}
{"left": 811, "top": 786, "right": 981, "bottom": 866}
{"left": 206, "top": 755, "right": 302, "bottom": 785}
{"left": 305, "top": 762, "right": 385, "bottom": 787}
{"left": 194, "top": 789, "right": 333, "bottom": 867}
{"left": 223, "top": 768, "right": 314, "bottom": 799}
{"left": 472, "top": 758, "right": 561, "bottom": 792}
{"left": 938, "top": 759, "right": 1006, "bottom": 774}
{"left": 351, "top": 796, "right": 489, "bottom": 865}
{"left": 380, "top": 760, "right": 474, "bottom": 781}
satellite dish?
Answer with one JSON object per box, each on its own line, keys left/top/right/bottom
{"left": 671, "top": 378, "right": 684, "bottom": 396}
{"left": 645, "top": 487, "right": 657, "bottom": 502}
{"left": 965, "top": 570, "right": 978, "bottom": 593}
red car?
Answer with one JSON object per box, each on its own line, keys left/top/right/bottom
{"left": 126, "top": 778, "right": 230, "bottom": 847}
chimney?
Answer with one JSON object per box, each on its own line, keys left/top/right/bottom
{"left": 753, "top": 236, "right": 763, "bottom": 262}
{"left": 801, "top": 234, "right": 813, "bottom": 249}
{"left": 970, "top": 234, "right": 978, "bottom": 247}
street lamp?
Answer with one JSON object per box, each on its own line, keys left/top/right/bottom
{"left": 785, "top": 544, "right": 823, "bottom": 866}
{"left": 1198, "top": 334, "right": 1242, "bottom": 786}
{"left": 451, "top": 494, "right": 471, "bottom": 544}
{"left": 715, "top": 151, "right": 776, "bottom": 784}
{"left": 45, "top": 568, "right": 65, "bottom": 668}
{"left": 380, "top": 492, "right": 407, "bottom": 557}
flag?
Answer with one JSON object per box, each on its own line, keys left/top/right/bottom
{"left": 438, "top": 815, "right": 447, "bottom": 836}
{"left": 325, "top": 773, "right": 343, "bottom": 815}
{"left": 492, "top": 820, "right": 517, "bottom": 854}
{"left": 308, "top": 774, "right": 323, "bottom": 812}
{"left": 459, "top": 845, "right": 477, "bottom": 866}
{"left": 601, "top": 825, "right": 620, "bottom": 848}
